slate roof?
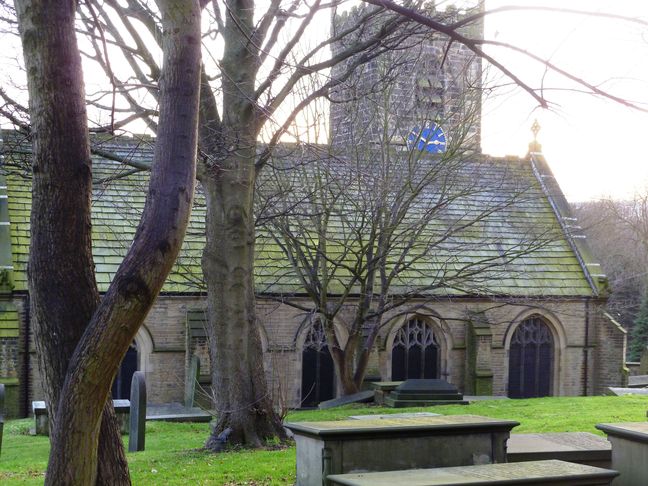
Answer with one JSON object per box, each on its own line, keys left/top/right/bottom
{"left": 0, "top": 131, "right": 602, "bottom": 298}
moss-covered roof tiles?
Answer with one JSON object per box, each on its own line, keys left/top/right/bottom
{"left": 0, "top": 132, "right": 599, "bottom": 298}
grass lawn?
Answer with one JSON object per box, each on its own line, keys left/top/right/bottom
{"left": 1, "top": 395, "right": 648, "bottom": 484}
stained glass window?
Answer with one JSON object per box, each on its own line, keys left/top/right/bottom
{"left": 301, "top": 320, "right": 335, "bottom": 407}
{"left": 391, "top": 318, "right": 440, "bottom": 381}
{"left": 508, "top": 317, "right": 554, "bottom": 398}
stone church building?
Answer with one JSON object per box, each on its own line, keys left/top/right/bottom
{"left": 0, "top": 4, "right": 627, "bottom": 417}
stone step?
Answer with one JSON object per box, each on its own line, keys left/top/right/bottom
{"left": 389, "top": 392, "right": 464, "bottom": 401}
{"left": 383, "top": 396, "right": 469, "bottom": 408}
{"left": 327, "top": 459, "right": 618, "bottom": 485}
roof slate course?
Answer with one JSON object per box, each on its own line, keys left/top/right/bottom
{"left": 0, "top": 132, "right": 598, "bottom": 298}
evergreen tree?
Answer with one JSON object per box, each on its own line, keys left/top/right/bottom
{"left": 629, "top": 290, "right": 648, "bottom": 360}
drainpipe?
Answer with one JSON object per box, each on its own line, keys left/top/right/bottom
{"left": 22, "top": 295, "right": 30, "bottom": 417}
{"left": 583, "top": 298, "right": 590, "bottom": 396}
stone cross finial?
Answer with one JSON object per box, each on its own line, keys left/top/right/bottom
{"left": 531, "top": 119, "right": 541, "bottom": 141}
{"left": 528, "top": 120, "right": 542, "bottom": 153}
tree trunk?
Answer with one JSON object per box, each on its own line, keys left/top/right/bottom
{"left": 330, "top": 345, "right": 361, "bottom": 395}
{"left": 202, "top": 159, "right": 286, "bottom": 449}
{"left": 15, "top": 1, "right": 129, "bottom": 483}
{"left": 198, "top": 0, "right": 284, "bottom": 449}
{"left": 17, "top": 1, "right": 202, "bottom": 483}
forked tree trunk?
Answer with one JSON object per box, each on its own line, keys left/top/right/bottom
{"left": 330, "top": 346, "right": 361, "bottom": 395}
{"left": 330, "top": 344, "right": 375, "bottom": 396}
{"left": 202, "top": 154, "right": 285, "bottom": 449}
{"left": 15, "top": 1, "right": 129, "bottom": 483}
{"left": 329, "top": 317, "right": 381, "bottom": 396}
{"left": 17, "top": 1, "right": 202, "bottom": 484}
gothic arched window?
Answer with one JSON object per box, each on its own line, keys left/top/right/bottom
{"left": 508, "top": 317, "right": 554, "bottom": 398}
{"left": 391, "top": 318, "right": 440, "bottom": 381}
{"left": 301, "top": 321, "right": 335, "bottom": 407}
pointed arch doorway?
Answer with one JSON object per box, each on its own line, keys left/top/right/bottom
{"left": 301, "top": 321, "right": 335, "bottom": 408}
{"left": 508, "top": 316, "right": 554, "bottom": 398}
{"left": 112, "top": 342, "right": 138, "bottom": 400}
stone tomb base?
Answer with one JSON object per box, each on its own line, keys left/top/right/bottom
{"left": 32, "top": 399, "right": 130, "bottom": 435}
{"left": 284, "top": 414, "right": 518, "bottom": 486}
{"left": 385, "top": 379, "right": 468, "bottom": 408}
{"left": 327, "top": 460, "right": 618, "bottom": 486}
{"left": 371, "top": 381, "right": 401, "bottom": 405}
{"left": 596, "top": 421, "right": 648, "bottom": 486}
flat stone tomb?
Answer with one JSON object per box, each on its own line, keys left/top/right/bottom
{"left": 32, "top": 399, "right": 131, "bottom": 435}
{"left": 596, "top": 422, "right": 648, "bottom": 486}
{"left": 145, "top": 403, "right": 211, "bottom": 422}
{"left": 327, "top": 459, "right": 618, "bottom": 486}
{"left": 284, "top": 414, "right": 519, "bottom": 486}
{"left": 507, "top": 432, "right": 612, "bottom": 468}
{"left": 318, "top": 390, "right": 374, "bottom": 410}
{"left": 606, "top": 387, "right": 648, "bottom": 397}
{"left": 349, "top": 412, "right": 440, "bottom": 420}
{"left": 627, "top": 374, "right": 648, "bottom": 388}
{"left": 385, "top": 379, "right": 468, "bottom": 408}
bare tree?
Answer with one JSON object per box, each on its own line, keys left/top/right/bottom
{"left": 575, "top": 194, "right": 648, "bottom": 358}
{"left": 258, "top": 86, "right": 559, "bottom": 396}
{"left": 36, "top": 0, "right": 439, "bottom": 448}
{"left": 14, "top": 1, "right": 201, "bottom": 484}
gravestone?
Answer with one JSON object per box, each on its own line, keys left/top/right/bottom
{"left": 627, "top": 374, "right": 648, "bottom": 388}
{"left": 327, "top": 459, "right": 618, "bottom": 486}
{"left": 349, "top": 412, "right": 440, "bottom": 420}
{"left": 385, "top": 379, "right": 468, "bottom": 408}
{"left": 146, "top": 402, "right": 211, "bottom": 422}
{"left": 32, "top": 401, "right": 48, "bottom": 435}
{"left": 318, "top": 390, "right": 374, "bottom": 409}
{"left": 184, "top": 355, "right": 200, "bottom": 408}
{"left": 371, "top": 381, "right": 402, "bottom": 405}
{"left": 507, "top": 432, "right": 612, "bottom": 468}
{"left": 0, "top": 383, "right": 4, "bottom": 456}
{"left": 32, "top": 399, "right": 130, "bottom": 435}
{"left": 285, "top": 414, "right": 519, "bottom": 486}
{"left": 128, "top": 371, "right": 146, "bottom": 452}
{"left": 606, "top": 387, "right": 648, "bottom": 396}
{"left": 596, "top": 421, "right": 648, "bottom": 486}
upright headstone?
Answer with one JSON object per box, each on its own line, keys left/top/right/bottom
{"left": 128, "top": 371, "right": 146, "bottom": 452}
{"left": 0, "top": 383, "right": 4, "bottom": 456}
{"left": 184, "top": 355, "right": 200, "bottom": 408}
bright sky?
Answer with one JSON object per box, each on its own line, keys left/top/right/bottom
{"left": 2, "top": 1, "right": 647, "bottom": 201}
{"left": 481, "top": 0, "right": 648, "bottom": 201}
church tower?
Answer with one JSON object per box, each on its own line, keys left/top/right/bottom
{"left": 329, "top": 1, "right": 484, "bottom": 154}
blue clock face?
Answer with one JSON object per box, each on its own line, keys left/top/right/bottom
{"left": 407, "top": 124, "right": 447, "bottom": 154}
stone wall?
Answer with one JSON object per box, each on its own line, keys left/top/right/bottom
{"left": 258, "top": 296, "right": 624, "bottom": 406}
{"left": 594, "top": 311, "right": 628, "bottom": 394}
{"left": 0, "top": 295, "right": 28, "bottom": 418}
{"left": 19, "top": 293, "right": 626, "bottom": 414}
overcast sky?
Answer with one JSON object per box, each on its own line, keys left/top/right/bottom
{"left": 481, "top": 0, "right": 648, "bottom": 201}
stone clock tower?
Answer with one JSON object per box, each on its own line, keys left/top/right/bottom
{"left": 329, "top": 1, "right": 484, "bottom": 154}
